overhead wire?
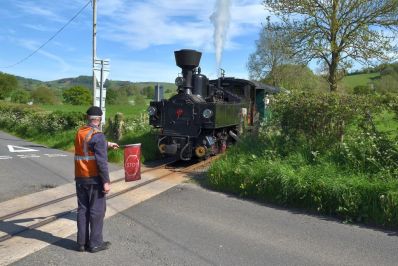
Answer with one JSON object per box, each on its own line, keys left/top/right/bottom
{"left": 0, "top": 0, "right": 92, "bottom": 69}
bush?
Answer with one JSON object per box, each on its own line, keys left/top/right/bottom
{"left": 374, "top": 75, "right": 398, "bottom": 94}
{"left": 267, "top": 92, "right": 379, "bottom": 149}
{"left": 208, "top": 138, "right": 398, "bottom": 227}
{"left": 106, "top": 88, "right": 129, "bottom": 105}
{"left": 63, "top": 86, "right": 92, "bottom": 105}
{"left": 10, "top": 89, "right": 30, "bottom": 104}
{"left": 0, "top": 72, "right": 18, "bottom": 100}
{"left": 0, "top": 102, "right": 85, "bottom": 137}
{"left": 32, "top": 86, "right": 59, "bottom": 104}
{"left": 353, "top": 85, "right": 374, "bottom": 95}
{"left": 0, "top": 102, "right": 157, "bottom": 163}
{"left": 207, "top": 92, "right": 398, "bottom": 228}
{"left": 106, "top": 113, "right": 158, "bottom": 163}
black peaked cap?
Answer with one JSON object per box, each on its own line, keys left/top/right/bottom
{"left": 86, "top": 106, "right": 103, "bottom": 116}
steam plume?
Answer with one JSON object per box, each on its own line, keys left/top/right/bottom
{"left": 210, "top": 0, "right": 231, "bottom": 76}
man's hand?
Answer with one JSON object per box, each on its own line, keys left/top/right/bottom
{"left": 103, "top": 182, "right": 111, "bottom": 194}
{"left": 107, "top": 142, "right": 119, "bottom": 149}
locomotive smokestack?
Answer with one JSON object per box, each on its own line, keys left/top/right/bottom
{"left": 174, "top": 49, "right": 202, "bottom": 94}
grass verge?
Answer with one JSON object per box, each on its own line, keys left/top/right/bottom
{"left": 208, "top": 136, "right": 398, "bottom": 228}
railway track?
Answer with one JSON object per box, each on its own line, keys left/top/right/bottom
{"left": 0, "top": 160, "right": 174, "bottom": 222}
{"left": 0, "top": 157, "right": 216, "bottom": 244}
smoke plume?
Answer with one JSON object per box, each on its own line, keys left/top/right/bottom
{"left": 210, "top": 0, "right": 231, "bottom": 76}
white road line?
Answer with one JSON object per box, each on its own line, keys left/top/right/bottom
{"left": 7, "top": 145, "right": 38, "bottom": 153}
{"left": 0, "top": 154, "right": 69, "bottom": 160}
{"left": 16, "top": 154, "right": 41, "bottom": 158}
{"left": 43, "top": 154, "right": 68, "bottom": 157}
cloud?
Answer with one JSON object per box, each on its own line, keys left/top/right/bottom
{"left": 23, "top": 24, "right": 54, "bottom": 32}
{"left": 109, "top": 59, "right": 179, "bottom": 82}
{"left": 16, "top": 38, "right": 71, "bottom": 73}
{"left": 98, "top": 0, "right": 268, "bottom": 51}
{"left": 14, "top": 1, "right": 66, "bottom": 23}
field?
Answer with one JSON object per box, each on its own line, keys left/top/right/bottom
{"left": 39, "top": 101, "right": 149, "bottom": 119}
{"left": 342, "top": 72, "right": 380, "bottom": 89}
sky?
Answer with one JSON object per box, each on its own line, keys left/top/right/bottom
{"left": 0, "top": 0, "right": 269, "bottom": 83}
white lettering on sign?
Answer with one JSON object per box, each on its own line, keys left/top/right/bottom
{"left": 0, "top": 156, "right": 12, "bottom": 160}
{"left": 8, "top": 145, "right": 38, "bottom": 153}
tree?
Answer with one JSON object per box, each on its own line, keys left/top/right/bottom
{"left": 373, "top": 74, "right": 398, "bottom": 93}
{"left": 248, "top": 17, "right": 295, "bottom": 84}
{"left": 10, "top": 89, "right": 30, "bottom": 104}
{"left": 264, "top": 0, "right": 398, "bottom": 92}
{"left": 142, "top": 86, "right": 155, "bottom": 99}
{"left": 106, "top": 88, "right": 118, "bottom": 105}
{"left": 106, "top": 88, "right": 129, "bottom": 105}
{"left": 133, "top": 93, "right": 146, "bottom": 105}
{"left": 63, "top": 86, "right": 92, "bottom": 105}
{"left": 266, "top": 64, "right": 328, "bottom": 91}
{"left": 31, "top": 86, "right": 58, "bottom": 104}
{"left": 0, "top": 72, "right": 18, "bottom": 99}
{"left": 121, "top": 84, "right": 140, "bottom": 96}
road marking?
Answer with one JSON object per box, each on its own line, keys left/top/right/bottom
{"left": 0, "top": 153, "right": 69, "bottom": 160}
{"left": 17, "top": 154, "right": 41, "bottom": 158}
{"left": 43, "top": 154, "right": 68, "bottom": 158}
{"left": 7, "top": 145, "right": 38, "bottom": 153}
{"left": 0, "top": 169, "right": 187, "bottom": 265}
{"left": 0, "top": 154, "right": 69, "bottom": 160}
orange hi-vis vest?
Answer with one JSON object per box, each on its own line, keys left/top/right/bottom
{"left": 74, "top": 125, "right": 101, "bottom": 178}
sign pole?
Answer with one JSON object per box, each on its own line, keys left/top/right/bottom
{"left": 94, "top": 59, "right": 110, "bottom": 127}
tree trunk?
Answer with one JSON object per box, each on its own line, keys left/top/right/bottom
{"left": 328, "top": 52, "right": 339, "bottom": 92}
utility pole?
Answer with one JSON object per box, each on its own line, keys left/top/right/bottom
{"left": 92, "top": 0, "right": 97, "bottom": 105}
{"left": 91, "top": 0, "right": 110, "bottom": 127}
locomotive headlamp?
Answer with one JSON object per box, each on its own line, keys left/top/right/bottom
{"left": 147, "top": 106, "right": 157, "bottom": 116}
{"left": 175, "top": 77, "right": 185, "bottom": 87}
{"left": 202, "top": 109, "right": 213, "bottom": 119}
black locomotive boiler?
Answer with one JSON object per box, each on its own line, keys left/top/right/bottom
{"left": 148, "top": 49, "right": 277, "bottom": 160}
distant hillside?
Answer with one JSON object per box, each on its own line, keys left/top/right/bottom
{"left": 47, "top": 75, "right": 92, "bottom": 89}
{"left": 14, "top": 74, "right": 176, "bottom": 92}
{"left": 15, "top": 76, "right": 43, "bottom": 90}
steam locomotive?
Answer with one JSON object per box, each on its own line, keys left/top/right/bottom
{"left": 148, "top": 49, "right": 278, "bottom": 160}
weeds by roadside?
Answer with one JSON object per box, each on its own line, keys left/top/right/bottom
{"left": 208, "top": 92, "right": 398, "bottom": 228}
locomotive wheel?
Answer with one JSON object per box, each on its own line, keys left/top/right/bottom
{"left": 195, "top": 146, "right": 207, "bottom": 158}
{"left": 159, "top": 144, "right": 167, "bottom": 154}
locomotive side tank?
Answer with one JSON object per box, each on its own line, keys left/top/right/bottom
{"left": 148, "top": 49, "right": 269, "bottom": 160}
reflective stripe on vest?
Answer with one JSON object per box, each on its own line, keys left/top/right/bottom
{"left": 74, "top": 155, "right": 96, "bottom": 161}
{"left": 74, "top": 126, "right": 101, "bottom": 178}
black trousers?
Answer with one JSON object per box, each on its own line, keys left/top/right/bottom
{"left": 76, "top": 183, "right": 106, "bottom": 248}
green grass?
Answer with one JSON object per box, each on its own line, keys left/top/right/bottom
{"left": 108, "top": 130, "right": 160, "bottom": 164}
{"left": 208, "top": 139, "right": 398, "bottom": 227}
{"left": 342, "top": 72, "right": 380, "bottom": 89}
{"left": 0, "top": 101, "right": 158, "bottom": 163}
{"left": 25, "top": 130, "right": 76, "bottom": 151}
{"left": 39, "top": 101, "right": 149, "bottom": 119}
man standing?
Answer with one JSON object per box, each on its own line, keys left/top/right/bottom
{"left": 74, "top": 106, "right": 119, "bottom": 253}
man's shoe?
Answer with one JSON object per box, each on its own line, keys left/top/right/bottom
{"left": 78, "top": 245, "right": 86, "bottom": 252}
{"left": 88, "top": 241, "right": 111, "bottom": 253}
